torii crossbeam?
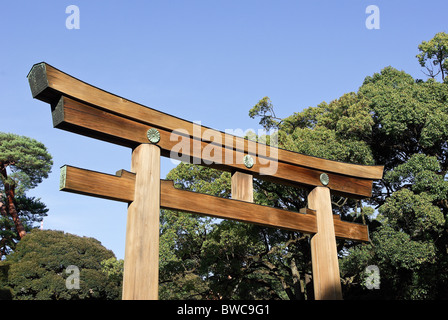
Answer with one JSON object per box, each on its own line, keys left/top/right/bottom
{"left": 28, "top": 62, "right": 383, "bottom": 300}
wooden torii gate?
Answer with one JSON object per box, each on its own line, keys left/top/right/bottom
{"left": 27, "top": 62, "right": 383, "bottom": 300}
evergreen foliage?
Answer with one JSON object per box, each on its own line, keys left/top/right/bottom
{"left": 159, "top": 32, "right": 448, "bottom": 299}
{"left": 0, "top": 132, "right": 52, "bottom": 257}
{"left": 0, "top": 229, "right": 121, "bottom": 300}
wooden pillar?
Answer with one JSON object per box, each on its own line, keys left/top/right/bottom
{"left": 122, "top": 143, "right": 160, "bottom": 300}
{"left": 231, "top": 171, "right": 253, "bottom": 202}
{"left": 308, "top": 187, "right": 342, "bottom": 300}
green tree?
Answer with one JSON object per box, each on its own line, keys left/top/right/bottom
{"left": 0, "top": 229, "right": 121, "bottom": 300}
{"left": 250, "top": 66, "right": 448, "bottom": 299}
{"left": 249, "top": 96, "right": 282, "bottom": 131}
{"left": 159, "top": 32, "right": 448, "bottom": 300}
{"left": 340, "top": 70, "right": 447, "bottom": 298}
{"left": 159, "top": 164, "right": 315, "bottom": 300}
{"left": 417, "top": 31, "right": 448, "bottom": 81}
{"left": 159, "top": 165, "right": 229, "bottom": 299}
{"left": 101, "top": 257, "right": 124, "bottom": 289}
{"left": 0, "top": 132, "right": 52, "bottom": 257}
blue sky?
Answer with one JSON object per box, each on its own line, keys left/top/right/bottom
{"left": 1, "top": 0, "right": 447, "bottom": 259}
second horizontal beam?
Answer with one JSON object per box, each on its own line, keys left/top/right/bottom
{"left": 59, "top": 165, "right": 369, "bottom": 241}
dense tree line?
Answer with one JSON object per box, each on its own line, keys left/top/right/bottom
{"left": 159, "top": 32, "right": 448, "bottom": 300}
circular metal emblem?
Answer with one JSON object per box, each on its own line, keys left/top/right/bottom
{"left": 147, "top": 128, "right": 160, "bottom": 144}
{"left": 243, "top": 155, "right": 254, "bottom": 169}
{"left": 320, "top": 173, "right": 329, "bottom": 186}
